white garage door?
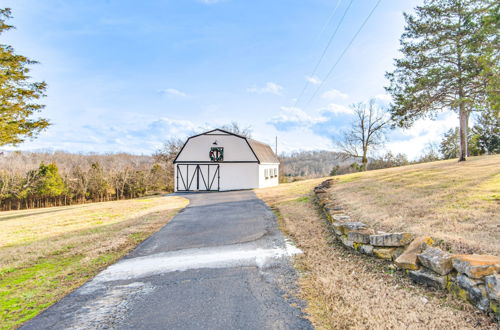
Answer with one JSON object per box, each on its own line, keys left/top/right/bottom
{"left": 176, "top": 164, "right": 220, "bottom": 191}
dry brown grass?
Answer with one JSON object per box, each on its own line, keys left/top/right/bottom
{"left": 327, "top": 155, "right": 500, "bottom": 255}
{"left": 0, "top": 195, "right": 188, "bottom": 329}
{"left": 255, "top": 178, "right": 325, "bottom": 205}
{"left": 256, "top": 183, "right": 497, "bottom": 329}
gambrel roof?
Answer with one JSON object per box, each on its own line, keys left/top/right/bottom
{"left": 246, "top": 138, "right": 279, "bottom": 164}
{"left": 173, "top": 129, "right": 279, "bottom": 164}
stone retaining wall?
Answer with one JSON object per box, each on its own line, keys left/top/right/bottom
{"left": 314, "top": 179, "right": 500, "bottom": 320}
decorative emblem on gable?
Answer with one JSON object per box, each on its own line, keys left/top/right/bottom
{"left": 209, "top": 147, "right": 224, "bottom": 162}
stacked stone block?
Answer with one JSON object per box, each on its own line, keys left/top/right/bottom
{"left": 314, "top": 180, "right": 500, "bottom": 321}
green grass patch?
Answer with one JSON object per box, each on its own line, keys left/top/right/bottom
{"left": 129, "top": 232, "right": 148, "bottom": 243}
{"left": 0, "top": 255, "right": 84, "bottom": 330}
{"left": 0, "top": 195, "right": 189, "bottom": 329}
{"left": 472, "top": 173, "right": 500, "bottom": 202}
{"left": 294, "top": 196, "right": 311, "bottom": 203}
{"left": 91, "top": 253, "right": 118, "bottom": 267}
{"left": 335, "top": 173, "right": 362, "bottom": 183}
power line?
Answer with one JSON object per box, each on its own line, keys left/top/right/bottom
{"left": 309, "top": 0, "right": 354, "bottom": 82}
{"left": 314, "top": 0, "right": 344, "bottom": 44}
{"left": 292, "top": 0, "right": 354, "bottom": 109}
{"left": 305, "top": 0, "right": 383, "bottom": 107}
{"left": 293, "top": 0, "right": 353, "bottom": 108}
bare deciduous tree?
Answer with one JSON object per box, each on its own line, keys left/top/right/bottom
{"left": 337, "top": 100, "right": 390, "bottom": 170}
{"left": 220, "top": 122, "right": 252, "bottom": 138}
{"left": 153, "top": 138, "right": 184, "bottom": 191}
{"left": 0, "top": 151, "right": 170, "bottom": 211}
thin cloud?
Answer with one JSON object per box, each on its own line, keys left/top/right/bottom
{"left": 1, "top": 117, "right": 199, "bottom": 154}
{"left": 268, "top": 106, "right": 324, "bottom": 131}
{"left": 322, "top": 103, "right": 353, "bottom": 115}
{"left": 306, "top": 76, "right": 321, "bottom": 85}
{"left": 247, "top": 82, "right": 284, "bottom": 95}
{"left": 321, "top": 89, "right": 348, "bottom": 100}
{"left": 400, "top": 111, "right": 457, "bottom": 138}
{"left": 386, "top": 111, "right": 458, "bottom": 159}
{"left": 374, "top": 93, "right": 392, "bottom": 103}
{"left": 164, "top": 88, "right": 188, "bottom": 97}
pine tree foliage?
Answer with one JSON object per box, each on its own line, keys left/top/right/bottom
{"left": 471, "top": 108, "right": 500, "bottom": 154}
{"left": 0, "top": 8, "right": 49, "bottom": 146}
{"left": 32, "top": 163, "right": 66, "bottom": 199}
{"left": 476, "top": 1, "right": 500, "bottom": 111}
{"left": 439, "top": 115, "right": 497, "bottom": 159}
{"left": 386, "top": 0, "right": 498, "bottom": 161}
{"left": 440, "top": 128, "right": 462, "bottom": 159}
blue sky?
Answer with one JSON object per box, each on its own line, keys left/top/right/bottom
{"left": 3, "top": 0, "right": 459, "bottom": 159}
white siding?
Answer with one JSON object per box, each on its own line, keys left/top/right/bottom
{"left": 175, "top": 133, "right": 257, "bottom": 163}
{"left": 174, "top": 163, "right": 259, "bottom": 191}
{"left": 258, "top": 164, "right": 279, "bottom": 188}
{"left": 219, "top": 163, "right": 259, "bottom": 190}
{"left": 174, "top": 130, "right": 279, "bottom": 191}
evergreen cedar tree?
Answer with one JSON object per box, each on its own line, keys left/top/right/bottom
{"left": 471, "top": 107, "right": 500, "bottom": 154}
{"left": 440, "top": 108, "right": 500, "bottom": 158}
{"left": 385, "top": 0, "right": 499, "bottom": 162}
{"left": 0, "top": 8, "right": 49, "bottom": 146}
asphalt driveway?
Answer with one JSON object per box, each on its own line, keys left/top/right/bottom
{"left": 22, "top": 190, "right": 312, "bottom": 330}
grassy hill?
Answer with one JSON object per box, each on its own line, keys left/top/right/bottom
{"left": 1, "top": 155, "right": 497, "bottom": 329}
{"left": 329, "top": 154, "right": 499, "bottom": 255}
{"left": 261, "top": 155, "right": 499, "bottom": 255}
{"left": 256, "top": 155, "right": 499, "bottom": 328}
{"left": 0, "top": 195, "right": 188, "bottom": 329}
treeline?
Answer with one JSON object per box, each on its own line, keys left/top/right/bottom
{"left": 279, "top": 150, "right": 409, "bottom": 179}
{"left": 440, "top": 109, "right": 499, "bottom": 159}
{"left": 279, "top": 151, "right": 355, "bottom": 179}
{"left": 2, "top": 130, "right": 497, "bottom": 211}
{"left": 280, "top": 107, "right": 498, "bottom": 179}
{"left": 0, "top": 151, "right": 173, "bottom": 211}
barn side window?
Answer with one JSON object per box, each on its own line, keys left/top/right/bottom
{"left": 274, "top": 168, "right": 277, "bottom": 177}
{"left": 265, "top": 169, "right": 269, "bottom": 179}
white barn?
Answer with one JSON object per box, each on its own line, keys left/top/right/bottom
{"left": 173, "top": 129, "right": 280, "bottom": 192}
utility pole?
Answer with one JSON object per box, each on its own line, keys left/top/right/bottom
{"left": 275, "top": 136, "right": 278, "bottom": 155}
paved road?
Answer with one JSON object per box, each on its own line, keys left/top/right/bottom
{"left": 22, "top": 190, "right": 312, "bottom": 330}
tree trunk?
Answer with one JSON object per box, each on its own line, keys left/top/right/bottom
{"left": 361, "top": 147, "right": 368, "bottom": 171}
{"left": 458, "top": 105, "right": 468, "bottom": 161}
{"left": 466, "top": 111, "right": 471, "bottom": 157}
